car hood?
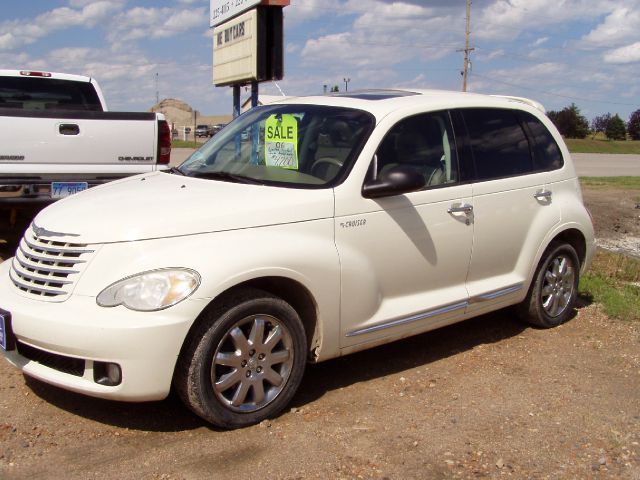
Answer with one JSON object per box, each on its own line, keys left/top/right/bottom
{"left": 32, "top": 172, "right": 335, "bottom": 244}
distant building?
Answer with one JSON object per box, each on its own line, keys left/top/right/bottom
{"left": 151, "top": 98, "right": 232, "bottom": 134}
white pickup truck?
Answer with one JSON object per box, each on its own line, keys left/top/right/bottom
{"left": 0, "top": 70, "right": 171, "bottom": 203}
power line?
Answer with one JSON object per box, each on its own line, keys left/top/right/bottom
{"left": 471, "top": 71, "right": 638, "bottom": 108}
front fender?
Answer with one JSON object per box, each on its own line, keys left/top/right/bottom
{"left": 74, "top": 219, "right": 342, "bottom": 360}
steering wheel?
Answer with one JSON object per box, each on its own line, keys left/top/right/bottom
{"left": 310, "top": 157, "right": 343, "bottom": 179}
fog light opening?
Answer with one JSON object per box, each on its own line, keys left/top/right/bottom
{"left": 94, "top": 362, "right": 122, "bottom": 386}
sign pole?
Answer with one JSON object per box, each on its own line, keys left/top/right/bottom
{"left": 233, "top": 84, "right": 241, "bottom": 156}
{"left": 251, "top": 80, "right": 258, "bottom": 108}
{"left": 250, "top": 81, "right": 259, "bottom": 164}
{"left": 233, "top": 84, "right": 241, "bottom": 118}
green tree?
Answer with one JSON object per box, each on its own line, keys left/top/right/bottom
{"left": 330, "top": 85, "right": 339, "bottom": 92}
{"left": 547, "top": 103, "right": 589, "bottom": 138}
{"left": 628, "top": 109, "right": 640, "bottom": 140}
{"left": 605, "top": 114, "right": 626, "bottom": 140}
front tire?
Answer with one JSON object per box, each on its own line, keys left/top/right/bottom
{"left": 175, "top": 288, "right": 307, "bottom": 429}
{"left": 518, "top": 242, "right": 580, "bottom": 328}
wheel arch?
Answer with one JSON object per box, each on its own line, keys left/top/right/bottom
{"left": 179, "top": 276, "right": 321, "bottom": 366}
{"left": 524, "top": 226, "right": 590, "bottom": 299}
{"left": 551, "top": 228, "right": 588, "bottom": 268}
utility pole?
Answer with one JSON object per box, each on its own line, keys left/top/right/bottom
{"left": 458, "top": 0, "right": 474, "bottom": 92}
{"left": 155, "top": 72, "right": 159, "bottom": 105}
{"left": 343, "top": 77, "right": 351, "bottom": 92}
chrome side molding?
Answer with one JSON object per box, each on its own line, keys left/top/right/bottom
{"left": 469, "top": 283, "right": 524, "bottom": 303}
{"left": 346, "top": 301, "right": 468, "bottom": 337}
{"left": 346, "top": 283, "right": 524, "bottom": 337}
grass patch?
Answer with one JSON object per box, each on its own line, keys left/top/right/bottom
{"left": 565, "top": 138, "right": 640, "bottom": 154}
{"left": 580, "top": 176, "right": 640, "bottom": 190}
{"left": 172, "top": 140, "right": 199, "bottom": 148}
{"left": 579, "top": 249, "right": 640, "bottom": 321}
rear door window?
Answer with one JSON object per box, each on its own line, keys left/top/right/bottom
{"left": 461, "top": 108, "right": 533, "bottom": 181}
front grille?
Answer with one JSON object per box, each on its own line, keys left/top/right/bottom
{"left": 17, "top": 341, "right": 85, "bottom": 377}
{"left": 9, "top": 226, "right": 95, "bottom": 301}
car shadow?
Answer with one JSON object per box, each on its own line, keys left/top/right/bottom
{"left": 20, "top": 309, "right": 524, "bottom": 432}
{"left": 0, "top": 206, "right": 40, "bottom": 260}
{"left": 24, "top": 377, "right": 207, "bottom": 431}
{"left": 21, "top": 304, "right": 588, "bottom": 433}
{"left": 292, "top": 310, "right": 530, "bottom": 408}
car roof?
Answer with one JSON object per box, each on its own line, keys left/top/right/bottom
{"left": 270, "top": 88, "right": 547, "bottom": 121}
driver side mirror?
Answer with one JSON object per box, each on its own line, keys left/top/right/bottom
{"left": 362, "top": 165, "right": 426, "bottom": 199}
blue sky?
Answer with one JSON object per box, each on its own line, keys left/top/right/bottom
{"left": 1, "top": 0, "right": 639, "bottom": 122}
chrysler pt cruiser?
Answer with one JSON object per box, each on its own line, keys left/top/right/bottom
{"left": 0, "top": 90, "right": 595, "bottom": 428}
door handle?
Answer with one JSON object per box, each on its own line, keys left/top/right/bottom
{"left": 447, "top": 203, "right": 473, "bottom": 214}
{"left": 59, "top": 124, "right": 80, "bottom": 135}
{"left": 534, "top": 190, "right": 552, "bottom": 200}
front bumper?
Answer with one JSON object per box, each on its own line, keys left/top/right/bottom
{"left": 0, "top": 260, "right": 209, "bottom": 401}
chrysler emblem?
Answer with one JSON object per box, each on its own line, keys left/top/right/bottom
{"left": 32, "top": 223, "right": 79, "bottom": 238}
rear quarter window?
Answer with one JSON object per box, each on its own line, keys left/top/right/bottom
{"left": 517, "top": 111, "right": 564, "bottom": 171}
{"left": 461, "top": 108, "right": 533, "bottom": 181}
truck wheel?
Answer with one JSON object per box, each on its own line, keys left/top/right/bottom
{"left": 517, "top": 242, "right": 580, "bottom": 328}
{"left": 175, "top": 288, "right": 306, "bottom": 429}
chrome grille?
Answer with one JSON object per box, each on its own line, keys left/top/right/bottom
{"left": 10, "top": 226, "right": 95, "bottom": 300}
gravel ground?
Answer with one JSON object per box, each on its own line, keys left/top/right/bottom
{"left": 0, "top": 185, "right": 639, "bottom": 480}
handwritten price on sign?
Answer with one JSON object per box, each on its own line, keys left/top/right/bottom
{"left": 266, "top": 142, "right": 297, "bottom": 169}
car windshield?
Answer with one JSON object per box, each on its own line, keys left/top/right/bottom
{"left": 177, "top": 104, "right": 375, "bottom": 188}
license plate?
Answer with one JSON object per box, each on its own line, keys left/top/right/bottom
{"left": 51, "top": 182, "right": 88, "bottom": 199}
{"left": 0, "top": 309, "right": 15, "bottom": 351}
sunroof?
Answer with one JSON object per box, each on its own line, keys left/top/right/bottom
{"left": 330, "top": 89, "right": 419, "bottom": 100}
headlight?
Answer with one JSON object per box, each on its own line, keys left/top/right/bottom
{"left": 97, "top": 268, "right": 201, "bottom": 311}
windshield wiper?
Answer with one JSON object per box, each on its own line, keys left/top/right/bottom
{"left": 166, "top": 166, "right": 185, "bottom": 175}
{"left": 191, "top": 171, "right": 264, "bottom": 185}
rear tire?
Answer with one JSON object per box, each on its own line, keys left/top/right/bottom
{"left": 174, "top": 288, "right": 307, "bottom": 429}
{"left": 517, "top": 242, "right": 580, "bottom": 328}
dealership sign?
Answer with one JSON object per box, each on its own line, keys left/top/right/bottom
{"left": 213, "top": 9, "right": 258, "bottom": 86}
{"left": 210, "top": 0, "right": 261, "bottom": 27}
{"left": 212, "top": 7, "right": 283, "bottom": 86}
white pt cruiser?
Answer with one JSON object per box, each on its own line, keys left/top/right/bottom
{"left": 0, "top": 90, "right": 595, "bottom": 428}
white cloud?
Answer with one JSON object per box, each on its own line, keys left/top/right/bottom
{"left": 284, "top": 0, "right": 343, "bottom": 26}
{"left": 0, "top": 1, "right": 124, "bottom": 50}
{"left": 604, "top": 42, "right": 640, "bottom": 64}
{"left": 0, "top": 33, "right": 18, "bottom": 50}
{"left": 300, "top": 1, "right": 461, "bottom": 72}
{"left": 476, "top": 62, "right": 569, "bottom": 94}
{"left": 583, "top": 7, "right": 640, "bottom": 47}
{"left": 107, "top": 6, "right": 207, "bottom": 44}
{"left": 286, "top": 43, "right": 301, "bottom": 54}
{"left": 475, "top": 0, "right": 612, "bottom": 40}
{"left": 531, "top": 37, "right": 548, "bottom": 47}
{"left": 482, "top": 49, "right": 505, "bottom": 60}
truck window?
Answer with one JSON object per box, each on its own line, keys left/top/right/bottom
{"left": 0, "top": 77, "right": 103, "bottom": 111}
